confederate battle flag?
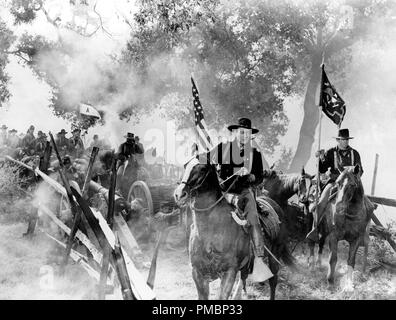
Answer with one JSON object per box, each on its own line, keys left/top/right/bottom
{"left": 319, "top": 64, "right": 346, "bottom": 127}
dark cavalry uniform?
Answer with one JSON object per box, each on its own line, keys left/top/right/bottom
{"left": 199, "top": 138, "right": 266, "bottom": 257}
{"left": 55, "top": 136, "right": 70, "bottom": 157}
{"left": 116, "top": 139, "right": 144, "bottom": 196}
{"left": 21, "top": 132, "right": 36, "bottom": 155}
{"left": 307, "top": 130, "right": 366, "bottom": 242}
{"left": 117, "top": 141, "right": 144, "bottom": 164}
{"left": 202, "top": 139, "right": 264, "bottom": 193}
{"left": 35, "top": 137, "right": 47, "bottom": 157}
{"left": 69, "top": 136, "right": 84, "bottom": 158}
{"left": 319, "top": 146, "right": 363, "bottom": 181}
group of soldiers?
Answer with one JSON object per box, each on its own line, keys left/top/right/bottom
{"left": 0, "top": 124, "right": 113, "bottom": 160}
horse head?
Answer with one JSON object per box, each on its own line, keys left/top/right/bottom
{"left": 174, "top": 158, "right": 218, "bottom": 206}
{"left": 296, "top": 167, "right": 315, "bottom": 204}
{"left": 335, "top": 165, "right": 363, "bottom": 207}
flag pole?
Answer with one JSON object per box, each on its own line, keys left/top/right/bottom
{"left": 308, "top": 62, "right": 325, "bottom": 242}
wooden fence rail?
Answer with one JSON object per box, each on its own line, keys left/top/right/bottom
{"left": 367, "top": 195, "right": 396, "bottom": 208}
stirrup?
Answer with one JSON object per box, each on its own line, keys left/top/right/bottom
{"left": 251, "top": 257, "right": 273, "bottom": 283}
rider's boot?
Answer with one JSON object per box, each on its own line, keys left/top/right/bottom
{"left": 250, "top": 222, "right": 273, "bottom": 283}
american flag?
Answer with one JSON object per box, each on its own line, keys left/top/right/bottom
{"left": 191, "top": 77, "right": 213, "bottom": 151}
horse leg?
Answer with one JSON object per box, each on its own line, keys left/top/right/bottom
{"left": 327, "top": 234, "right": 338, "bottom": 286}
{"left": 268, "top": 256, "right": 279, "bottom": 300}
{"left": 192, "top": 268, "right": 209, "bottom": 300}
{"left": 307, "top": 239, "right": 315, "bottom": 270}
{"left": 316, "top": 234, "right": 326, "bottom": 269}
{"left": 231, "top": 272, "right": 243, "bottom": 300}
{"left": 232, "top": 265, "right": 249, "bottom": 300}
{"left": 219, "top": 269, "right": 238, "bottom": 300}
{"left": 362, "top": 225, "right": 370, "bottom": 273}
{"left": 343, "top": 238, "right": 360, "bottom": 292}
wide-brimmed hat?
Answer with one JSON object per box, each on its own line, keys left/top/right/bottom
{"left": 227, "top": 117, "right": 259, "bottom": 134}
{"left": 1, "top": 125, "right": 8, "bottom": 130}
{"left": 72, "top": 128, "right": 81, "bottom": 133}
{"left": 124, "top": 132, "right": 135, "bottom": 139}
{"left": 58, "top": 129, "right": 67, "bottom": 135}
{"left": 9, "top": 129, "right": 17, "bottom": 133}
{"left": 334, "top": 128, "right": 353, "bottom": 140}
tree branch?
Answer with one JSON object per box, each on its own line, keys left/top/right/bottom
{"left": 5, "top": 50, "right": 31, "bottom": 64}
{"left": 93, "top": 1, "right": 113, "bottom": 38}
{"left": 41, "top": 4, "right": 100, "bottom": 38}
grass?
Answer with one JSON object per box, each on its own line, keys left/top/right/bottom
{"left": 1, "top": 163, "right": 395, "bottom": 300}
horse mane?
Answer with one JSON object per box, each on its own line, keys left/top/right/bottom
{"left": 336, "top": 169, "right": 364, "bottom": 202}
{"left": 261, "top": 170, "right": 305, "bottom": 205}
{"left": 263, "top": 170, "right": 300, "bottom": 193}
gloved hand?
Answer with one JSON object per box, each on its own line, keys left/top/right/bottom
{"left": 238, "top": 167, "right": 249, "bottom": 176}
{"left": 315, "top": 149, "right": 325, "bottom": 160}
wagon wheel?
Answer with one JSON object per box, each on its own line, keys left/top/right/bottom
{"left": 127, "top": 181, "right": 154, "bottom": 238}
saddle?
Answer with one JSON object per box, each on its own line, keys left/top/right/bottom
{"left": 224, "top": 193, "right": 281, "bottom": 240}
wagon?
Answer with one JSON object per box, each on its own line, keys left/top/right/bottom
{"left": 125, "top": 164, "right": 186, "bottom": 247}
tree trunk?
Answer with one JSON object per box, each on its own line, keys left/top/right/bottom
{"left": 287, "top": 52, "right": 323, "bottom": 173}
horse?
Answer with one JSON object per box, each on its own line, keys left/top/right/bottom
{"left": 174, "top": 159, "right": 294, "bottom": 300}
{"left": 260, "top": 168, "right": 314, "bottom": 244}
{"left": 317, "top": 165, "right": 372, "bottom": 290}
{"left": 261, "top": 168, "right": 313, "bottom": 205}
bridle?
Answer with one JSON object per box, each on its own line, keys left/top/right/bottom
{"left": 180, "top": 168, "right": 212, "bottom": 195}
{"left": 297, "top": 174, "right": 312, "bottom": 205}
{"left": 180, "top": 166, "right": 240, "bottom": 212}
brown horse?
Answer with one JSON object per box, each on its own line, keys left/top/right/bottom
{"left": 261, "top": 168, "right": 314, "bottom": 242}
{"left": 320, "top": 166, "right": 372, "bottom": 290}
{"left": 261, "top": 168, "right": 313, "bottom": 205}
{"left": 174, "top": 160, "right": 294, "bottom": 300}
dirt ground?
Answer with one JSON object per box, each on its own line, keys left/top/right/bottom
{"left": 0, "top": 218, "right": 395, "bottom": 300}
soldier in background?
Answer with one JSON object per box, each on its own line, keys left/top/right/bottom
{"left": 116, "top": 132, "right": 144, "bottom": 196}
{"left": 55, "top": 129, "right": 70, "bottom": 157}
{"left": 116, "top": 132, "right": 144, "bottom": 163}
{"left": 134, "top": 136, "right": 145, "bottom": 166}
{"left": 7, "top": 129, "right": 20, "bottom": 149}
{"left": 21, "top": 125, "right": 36, "bottom": 156}
{"left": 69, "top": 128, "right": 84, "bottom": 158}
{"left": 35, "top": 131, "right": 48, "bottom": 157}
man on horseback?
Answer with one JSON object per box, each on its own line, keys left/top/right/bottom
{"left": 307, "top": 128, "right": 364, "bottom": 241}
{"left": 198, "top": 117, "right": 272, "bottom": 282}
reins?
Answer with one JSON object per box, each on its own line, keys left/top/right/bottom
{"left": 190, "top": 174, "right": 239, "bottom": 212}
{"left": 186, "top": 167, "right": 243, "bottom": 212}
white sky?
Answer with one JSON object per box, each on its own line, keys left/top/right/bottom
{"left": 1, "top": 0, "right": 395, "bottom": 223}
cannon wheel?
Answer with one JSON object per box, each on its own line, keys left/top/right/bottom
{"left": 127, "top": 180, "right": 154, "bottom": 218}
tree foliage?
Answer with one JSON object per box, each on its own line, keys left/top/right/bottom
{"left": 0, "top": 20, "right": 16, "bottom": 107}
{"left": 2, "top": 0, "right": 396, "bottom": 160}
